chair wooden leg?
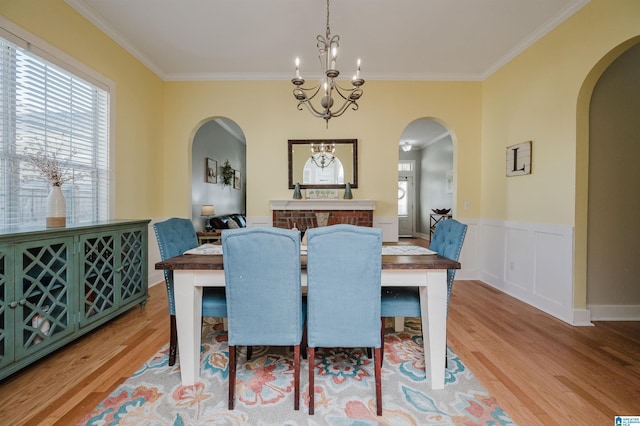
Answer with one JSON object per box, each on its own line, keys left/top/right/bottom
{"left": 228, "top": 345, "right": 236, "bottom": 410}
{"left": 301, "top": 324, "right": 308, "bottom": 360}
{"left": 308, "top": 347, "right": 315, "bottom": 415}
{"left": 380, "top": 318, "right": 385, "bottom": 362}
{"left": 374, "top": 346, "right": 382, "bottom": 416}
{"left": 169, "top": 315, "right": 177, "bottom": 366}
{"left": 294, "top": 344, "right": 300, "bottom": 410}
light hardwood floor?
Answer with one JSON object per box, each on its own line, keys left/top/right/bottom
{"left": 1, "top": 257, "right": 639, "bottom": 424}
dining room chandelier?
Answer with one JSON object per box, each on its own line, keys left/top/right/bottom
{"left": 310, "top": 142, "right": 336, "bottom": 170}
{"left": 291, "top": 0, "right": 365, "bottom": 127}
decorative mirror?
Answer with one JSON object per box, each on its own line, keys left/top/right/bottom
{"left": 288, "top": 139, "right": 358, "bottom": 189}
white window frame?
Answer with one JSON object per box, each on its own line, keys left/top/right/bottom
{"left": 0, "top": 17, "right": 115, "bottom": 228}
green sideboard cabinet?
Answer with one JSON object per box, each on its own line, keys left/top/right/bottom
{"left": 0, "top": 220, "right": 149, "bottom": 380}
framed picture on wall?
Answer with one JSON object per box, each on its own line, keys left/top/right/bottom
{"left": 206, "top": 157, "right": 217, "bottom": 183}
{"left": 233, "top": 169, "right": 241, "bottom": 190}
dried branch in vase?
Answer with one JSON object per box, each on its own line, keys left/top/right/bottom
{"left": 21, "top": 138, "right": 80, "bottom": 186}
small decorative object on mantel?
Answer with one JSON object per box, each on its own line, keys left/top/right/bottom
{"left": 293, "top": 182, "right": 302, "bottom": 199}
{"left": 220, "top": 160, "right": 234, "bottom": 187}
{"left": 343, "top": 182, "right": 353, "bottom": 199}
{"left": 306, "top": 188, "right": 339, "bottom": 199}
{"left": 506, "top": 141, "right": 532, "bottom": 177}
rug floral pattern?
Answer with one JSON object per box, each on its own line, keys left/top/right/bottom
{"left": 80, "top": 318, "right": 514, "bottom": 425}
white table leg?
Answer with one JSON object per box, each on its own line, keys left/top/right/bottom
{"left": 394, "top": 317, "right": 405, "bottom": 332}
{"left": 420, "top": 270, "right": 447, "bottom": 389}
{"left": 173, "top": 270, "right": 203, "bottom": 386}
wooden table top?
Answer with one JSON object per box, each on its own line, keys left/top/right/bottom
{"left": 155, "top": 249, "right": 460, "bottom": 271}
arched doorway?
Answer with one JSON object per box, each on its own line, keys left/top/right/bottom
{"left": 191, "top": 117, "right": 246, "bottom": 232}
{"left": 585, "top": 42, "right": 640, "bottom": 318}
{"left": 398, "top": 118, "right": 454, "bottom": 240}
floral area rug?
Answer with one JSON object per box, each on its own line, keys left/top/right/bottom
{"left": 80, "top": 318, "right": 514, "bottom": 425}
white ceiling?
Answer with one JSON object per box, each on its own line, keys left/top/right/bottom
{"left": 64, "top": 0, "right": 588, "bottom": 149}
{"left": 66, "top": 0, "right": 588, "bottom": 82}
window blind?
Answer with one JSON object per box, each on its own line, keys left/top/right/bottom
{"left": 0, "top": 35, "right": 110, "bottom": 229}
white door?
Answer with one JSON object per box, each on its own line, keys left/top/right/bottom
{"left": 398, "top": 175, "right": 415, "bottom": 237}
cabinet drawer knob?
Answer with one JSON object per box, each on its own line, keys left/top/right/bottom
{"left": 9, "top": 301, "right": 18, "bottom": 308}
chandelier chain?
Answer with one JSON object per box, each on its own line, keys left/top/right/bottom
{"left": 325, "top": 0, "right": 331, "bottom": 40}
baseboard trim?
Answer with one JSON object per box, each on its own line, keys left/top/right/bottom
{"left": 587, "top": 304, "right": 640, "bottom": 321}
{"left": 571, "top": 309, "right": 593, "bottom": 326}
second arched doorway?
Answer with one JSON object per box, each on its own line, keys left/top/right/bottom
{"left": 191, "top": 117, "right": 246, "bottom": 232}
{"left": 398, "top": 118, "right": 453, "bottom": 240}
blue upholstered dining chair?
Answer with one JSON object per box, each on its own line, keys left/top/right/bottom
{"left": 305, "top": 224, "right": 383, "bottom": 416}
{"left": 153, "top": 218, "right": 228, "bottom": 366}
{"left": 222, "top": 226, "right": 305, "bottom": 411}
{"left": 380, "top": 218, "right": 467, "bottom": 361}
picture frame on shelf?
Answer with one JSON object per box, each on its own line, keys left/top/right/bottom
{"left": 306, "top": 188, "right": 339, "bottom": 199}
{"left": 206, "top": 157, "right": 217, "bottom": 183}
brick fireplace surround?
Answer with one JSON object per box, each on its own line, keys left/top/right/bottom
{"left": 270, "top": 200, "right": 376, "bottom": 232}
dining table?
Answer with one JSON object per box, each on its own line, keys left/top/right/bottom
{"left": 155, "top": 244, "right": 460, "bottom": 390}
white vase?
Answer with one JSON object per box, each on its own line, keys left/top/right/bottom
{"left": 46, "top": 185, "right": 66, "bottom": 228}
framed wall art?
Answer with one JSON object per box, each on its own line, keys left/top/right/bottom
{"left": 206, "top": 157, "right": 217, "bottom": 183}
{"left": 506, "top": 141, "right": 532, "bottom": 177}
{"left": 233, "top": 169, "right": 241, "bottom": 190}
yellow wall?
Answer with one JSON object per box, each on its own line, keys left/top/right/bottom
{"left": 5, "top": 0, "right": 640, "bottom": 312}
{"left": 1, "top": 1, "right": 482, "bottom": 223}
{"left": 482, "top": 0, "right": 640, "bottom": 225}
{"left": 481, "top": 0, "right": 640, "bottom": 308}
{"left": 1, "top": 0, "right": 165, "bottom": 220}
{"left": 163, "top": 80, "right": 482, "bottom": 219}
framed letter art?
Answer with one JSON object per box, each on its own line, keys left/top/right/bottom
{"left": 506, "top": 141, "right": 532, "bottom": 177}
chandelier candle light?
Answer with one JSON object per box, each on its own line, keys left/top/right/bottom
{"left": 292, "top": 0, "right": 364, "bottom": 127}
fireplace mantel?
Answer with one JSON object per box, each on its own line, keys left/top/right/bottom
{"left": 270, "top": 199, "right": 375, "bottom": 230}
{"left": 270, "top": 199, "right": 376, "bottom": 211}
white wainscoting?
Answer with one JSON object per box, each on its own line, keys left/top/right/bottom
{"left": 373, "top": 215, "right": 398, "bottom": 242}
{"left": 147, "top": 218, "right": 165, "bottom": 287}
{"left": 246, "top": 216, "right": 271, "bottom": 227}
{"left": 474, "top": 218, "right": 588, "bottom": 325}
{"left": 453, "top": 218, "right": 480, "bottom": 281}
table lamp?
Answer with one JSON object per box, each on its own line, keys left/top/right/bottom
{"left": 201, "top": 204, "right": 215, "bottom": 231}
